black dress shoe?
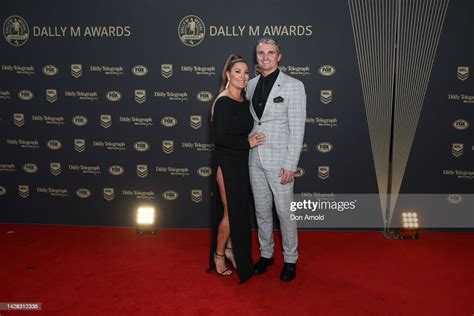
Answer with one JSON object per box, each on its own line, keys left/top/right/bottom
{"left": 253, "top": 257, "right": 274, "bottom": 275}
{"left": 280, "top": 263, "right": 296, "bottom": 282}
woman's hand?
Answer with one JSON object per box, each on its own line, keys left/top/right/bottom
{"left": 248, "top": 132, "right": 266, "bottom": 148}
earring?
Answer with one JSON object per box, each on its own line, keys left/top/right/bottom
{"left": 225, "top": 81, "right": 229, "bottom": 89}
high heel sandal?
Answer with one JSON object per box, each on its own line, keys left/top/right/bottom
{"left": 225, "top": 247, "right": 237, "bottom": 269}
{"left": 214, "top": 252, "right": 232, "bottom": 276}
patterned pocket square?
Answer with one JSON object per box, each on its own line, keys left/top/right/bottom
{"left": 273, "top": 96, "right": 284, "bottom": 103}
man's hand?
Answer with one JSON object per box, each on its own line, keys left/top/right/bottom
{"left": 279, "top": 168, "right": 295, "bottom": 184}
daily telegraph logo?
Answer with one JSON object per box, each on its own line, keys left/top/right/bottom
{"left": 137, "top": 165, "right": 148, "bottom": 178}
{"left": 131, "top": 65, "right": 148, "bottom": 76}
{"left": 50, "top": 162, "right": 61, "bottom": 176}
{"left": 103, "top": 188, "right": 115, "bottom": 201}
{"left": 46, "top": 89, "right": 57, "bottom": 103}
{"left": 162, "top": 140, "right": 174, "bottom": 154}
{"left": 178, "top": 15, "right": 205, "bottom": 47}
{"left": 190, "top": 115, "right": 202, "bottom": 129}
{"left": 71, "top": 64, "right": 82, "bottom": 78}
{"left": 74, "top": 139, "right": 86, "bottom": 152}
{"left": 318, "top": 166, "right": 330, "bottom": 180}
{"left": 3, "top": 15, "right": 29, "bottom": 46}
{"left": 135, "top": 90, "right": 146, "bottom": 104}
{"left": 13, "top": 113, "right": 25, "bottom": 127}
{"left": 191, "top": 190, "right": 202, "bottom": 203}
{"left": 100, "top": 115, "right": 112, "bottom": 128}
{"left": 320, "top": 90, "right": 332, "bottom": 104}
{"left": 457, "top": 66, "right": 469, "bottom": 81}
{"left": 452, "top": 143, "right": 463, "bottom": 157}
{"left": 18, "top": 185, "right": 29, "bottom": 198}
{"left": 161, "top": 64, "right": 173, "bottom": 78}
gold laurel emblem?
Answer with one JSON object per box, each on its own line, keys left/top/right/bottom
{"left": 74, "top": 139, "right": 86, "bottom": 152}
{"left": 318, "top": 166, "right": 330, "bottom": 180}
{"left": 451, "top": 143, "right": 463, "bottom": 157}
{"left": 190, "top": 115, "right": 202, "bottom": 129}
{"left": 3, "top": 15, "right": 29, "bottom": 46}
{"left": 191, "top": 190, "right": 203, "bottom": 203}
{"left": 135, "top": 90, "right": 146, "bottom": 104}
{"left": 320, "top": 90, "right": 333, "bottom": 104}
{"left": 46, "top": 89, "right": 57, "bottom": 103}
{"left": 18, "top": 185, "right": 30, "bottom": 198}
{"left": 103, "top": 188, "right": 115, "bottom": 201}
{"left": 137, "top": 164, "right": 148, "bottom": 178}
{"left": 50, "top": 162, "right": 61, "bottom": 176}
{"left": 457, "top": 66, "right": 469, "bottom": 81}
{"left": 162, "top": 140, "right": 174, "bottom": 154}
{"left": 71, "top": 64, "right": 82, "bottom": 78}
{"left": 13, "top": 113, "right": 25, "bottom": 127}
{"left": 178, "top": 15, "right": 205, "bottom": 47}
{"left": 100, "top": 115, "right": 112, "bottom": 128}
{"left": 161, "top": 64, "right": 173, "bottom": 78}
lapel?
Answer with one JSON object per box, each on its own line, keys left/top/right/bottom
{"left": 261, "top": 71, "right": 286, "bottom": 121}
{"left": 248, "top": 76, "right": 260, "bottom": 121}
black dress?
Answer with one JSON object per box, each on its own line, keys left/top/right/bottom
{"left": 208, "top": 96, "right": 254, "bottom": 284}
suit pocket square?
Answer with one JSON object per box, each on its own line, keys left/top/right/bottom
{"left": 273, "top": 96, "right": 284, "bottom": 103}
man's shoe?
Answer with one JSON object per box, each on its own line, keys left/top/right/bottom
{"left": 253, "top": 257, "right": 274, "bottom": 275}
{"left": 280, "top": 263, "right": 296, "bottom": 282}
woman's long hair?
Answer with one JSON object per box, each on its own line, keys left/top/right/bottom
{"left": 219, "top": 54, "right": 247, "bottom": 94}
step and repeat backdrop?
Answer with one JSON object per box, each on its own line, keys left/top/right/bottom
{"left": 0, "top": 0, "right": 472, "bottom": 229}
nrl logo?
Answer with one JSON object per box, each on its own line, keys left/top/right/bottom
{"left": 71, "top": 64, "right": 82, "bottom": 78}
{"left": 457, "top": 66, "right": 469, "bottom": 81}
{"left": 320, "top": 90, "right": 332, "bottom": 104}
{"left": 18, "top": 185, "right": 30, "bottom": 198}
{"left": 13, "top": 113, "right": 25, "bottom": 127}
{"left": 74, "top": 139, "right": 86, "bottom": 152}
{"left": 162, "top": 140, "right": 174, "bottom": 154}
{"left": 137, "top": 164, "right": 148, "bottom": 178}
{"left": 451, "top": 143, "right": 463, "bottom": 157}
{"left": 135, "top": 90, "right": 146, "bottom": 104}
{"left": 191, "top": 190, "right": 202, "bottom": 203}
{"left": 318, "top": 166, "right": 330, "bottom": 180}
{"left": 103, "top": 188, "right": 115, "bottom": 201}
{"left": 50, "top": 162, "right": 61, "bottom": 176}
{"left": 46, "top": 89, "right": 57, "bottom": 103}
{"left": 161, "top": 64, "right": 173, "bottom": 78}
{"left": 100, "top": 114, "right": 112, "bottom": 128}
{"left": 190, "top": 115, "right": 202, "bottom": 129}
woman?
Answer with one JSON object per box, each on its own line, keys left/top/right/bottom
{"left": 208, "top": 54, "right": 266, "bottom": 283}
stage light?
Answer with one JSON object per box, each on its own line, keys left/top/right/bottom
{"left": 399, "top": 211, "right": 421, "bottom": 239}
{"left": 136, "top": 206, "right": 157, "bottom": 235}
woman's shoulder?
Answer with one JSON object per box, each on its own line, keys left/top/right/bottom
{"left": 211, "top": 92, "right": 229, "bottom": 117}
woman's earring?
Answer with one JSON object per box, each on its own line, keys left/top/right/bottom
{"left": 225, "top": 81, "right": 229, "bottom": 89}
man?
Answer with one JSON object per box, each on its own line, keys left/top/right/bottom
{"left": 246, "top": 38, "right": 306, "bottom": 282}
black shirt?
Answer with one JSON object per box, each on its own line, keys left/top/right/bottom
{"left": 252, "top": 69, "right": 280, "bottom": 119}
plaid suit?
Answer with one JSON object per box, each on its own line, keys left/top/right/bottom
{"left": 246, "top": 71, "right": 306, "bottom": 263}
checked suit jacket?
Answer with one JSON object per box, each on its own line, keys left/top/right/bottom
{"left": 246, "top": 71, "right": 306, "bottom": 172}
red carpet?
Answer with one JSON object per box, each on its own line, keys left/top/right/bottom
{"left": 0, "top": 224, "right": 472, "bottom": 315}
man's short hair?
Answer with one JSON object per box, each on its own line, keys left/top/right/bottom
{"left": 256, "top": 37, "right": 281, "bottom": 54}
